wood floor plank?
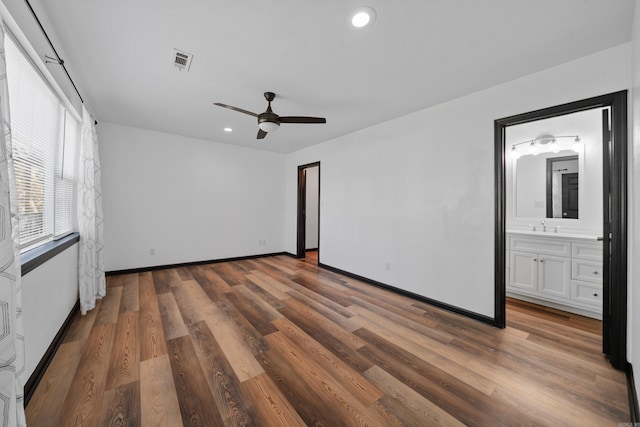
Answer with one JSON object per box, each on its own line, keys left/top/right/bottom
{"left": 234, "top": 283, "right": 283, "bottom": 322}
{"left": 188, "top": 320, "right": 259, "bottom": 426}
{"left": 348, "top": 294, "right": 452, "bottom": 344}
{"left": 157, "top": 292, "right": 188, "bottom": 340}
{"left": 170, "top": 279, "right": 205, "bottom": 325}
{"left": 62, "top": 300, "right": 100, "bottom": 343}
{"left": 272, "top": 317, "right": 384, "bottom": 405}
{"left": 211, "top": 262, "right": 246, "bottom": 286}
{"left": 241, "top": 373, "right": 306, "bottom": 427}
{"left": 214, "top": 294, "right": 271, "bottom": 355}
{"left": 140, "top": 354, "right": 183, "bottom": 427}
{"left": 254, "top": 346, "right": 346, "bottom": 426}
{"left": 106, "top": 311, "right": 140, "bottom": 389}
{"left": 225, "top": 285, "right": 280, "bottom": 336}
{"left": 285, "top": 281, "right": 355, "bottom": 318}
{"left": 25, "top": 340, "right": 84, "bottom": 427}
{"left": 167, "top": 335, "right": 225, "bottom": 426}
{"left": 354, "top": 327, "right": 529, "bottom": 426}
{"left": 277, "top": 300, "right": 374, "bottom": 373}
{"left": 119, "top": 273, "right": 140, "bottom": 313}
{"left": 286, "top": 288, "right": 358, "bottom": 331}
{"left": 196, "top": 266, "right": 235, "bottom": 294}
{"left": 176, "top": 266, "right": 194, "bottom": 281}
{"left": 107, "top": 274, "right": 125, "bottom": 288}
{"left": 151, "top": 269, "right": 177, "bottom": 294}
{"left": 265, "top": 331, "right": 384, "bottom": 426}
{"left": 243, "top": 276, "right": 285, "bottom": 310}
{"left": 281, "top": 296, "right": 365, "bottom": 351}
{"left": 290, "top": 274, "right": 353, "bottom": 307}
{"left": 245, "top": 270, "right": 294, "bottom": 299}
{"left": 95, "top": 286, "right": 123, "bottom": 326}
{"left": 255, "top": 257, "right": 298, "bottom": 276}
{"left": 364, "top": 364, "right": 465, "bottom": 427}
{"left": 100, "top": 381, "right": 141, "bottom": 427}
{"left": 351, "top": 307, "right": 497, "bottom": 396}
{"left": 138, "top": 271, "right": 168, "bottom": 361}
{"left": 59, "top": 323, "right": 116, "bottom": 426}
{"left": 202, "top": 302, "right": 265, "bottom": 382}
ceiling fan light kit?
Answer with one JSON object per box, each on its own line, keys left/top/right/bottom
{"left": 214, "top": 91, "right": 326, "bottom": 140}
{"left": 258, "top": 121, "right": 279, "bottom": 133}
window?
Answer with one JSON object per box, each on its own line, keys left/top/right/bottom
{"left": 5, "top": 33, "right": 79, "bottom": 251}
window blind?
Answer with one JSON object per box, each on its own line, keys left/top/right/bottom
{"left": 5, "top": 33, "right": 79, "bottom": 250}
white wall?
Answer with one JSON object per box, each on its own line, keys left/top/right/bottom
{"left": 99, "top": 123, "right": 286, "bottom": 271}
{"left": 305, "top": 166, "right": 319, "bottom": 249}
{"left": 630, "top": 0, "right": 640, "bottom": 401}
{"left": 22, "top": 244, "right": 79, "bottom": 379}
{"left": 285, "top": 43, "right": 631, "bottom": 318}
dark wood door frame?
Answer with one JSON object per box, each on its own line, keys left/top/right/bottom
{"left": 297, "top": 162, "right": 320, "bottom": 259}
{"left": 494, "top": 91, "right": 627, "bottom": 370}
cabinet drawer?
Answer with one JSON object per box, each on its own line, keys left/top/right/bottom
{"left": 572, "top": 259, "right": 603, "bottom": 283}
{"left": 571, "top": 280, "right": 603, "bottom": 307}
{"left": 510, "top": 237, "right": 570, "bottom": 257}
{"left": 571, "top": 242, "right": 602, "bottom": 261}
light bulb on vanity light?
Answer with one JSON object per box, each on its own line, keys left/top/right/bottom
{"left": 572, "top": 136, "right": 583, "bottom": 152}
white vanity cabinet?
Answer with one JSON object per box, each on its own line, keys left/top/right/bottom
{"left": 507, "top": 233, "right": 602, "bottom": 318}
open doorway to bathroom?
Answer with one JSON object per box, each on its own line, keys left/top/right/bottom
{"left": 495, "top": 91, "right": 627, "bottom": 370}
{"left": 297, "top": 162, "right": 320, "bottom": 265}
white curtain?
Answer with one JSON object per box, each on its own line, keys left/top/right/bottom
{"left": 0, "top": 21, "right": 26, "bottom": 427}
{"left": 78, "top": 106, "right": 105, "bottom": 314}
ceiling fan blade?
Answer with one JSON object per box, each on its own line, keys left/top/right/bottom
{"left": 257, "top": 129, "right": 267, "bottom": 139}
{"left": 213, "top": 103, "right": 259, "bottom": 117}
{"left": 279, "top": 116, "right": 326, "bottom": 124}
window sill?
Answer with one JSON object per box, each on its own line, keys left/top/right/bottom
{"left": 21, "top": 233, "right": 80, "bottom": 276}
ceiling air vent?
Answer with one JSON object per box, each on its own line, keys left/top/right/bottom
{"left": 171, "top": 49, "right": 193, "bottom": 71}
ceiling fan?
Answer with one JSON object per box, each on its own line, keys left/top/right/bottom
{"left": 214, "top": 92, "right": 326, "bottom": 139}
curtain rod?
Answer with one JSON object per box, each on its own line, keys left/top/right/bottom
{"left": 23, "top": 0, "right": 84, "bottom": 104}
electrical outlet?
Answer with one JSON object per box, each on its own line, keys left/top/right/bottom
{"left": 385, "top": 262, "right": 391, "bottom": 271}
{"left": 149, "top": 248, "right": 155, "bottom": 255}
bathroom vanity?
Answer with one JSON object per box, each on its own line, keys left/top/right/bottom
{"left": 506, "top": 230, "right": 602, "bottom": 319}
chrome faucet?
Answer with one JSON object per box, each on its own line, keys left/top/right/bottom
{"left": 541, "top": 220, "right": 546, "bottom": 232}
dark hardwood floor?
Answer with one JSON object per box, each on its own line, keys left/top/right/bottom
{"left": 26, "top": 255, "right": 628, "bottom": 426}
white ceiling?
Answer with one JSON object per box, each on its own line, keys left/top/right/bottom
{"left": 29, "top": 1, "right": 636, "bottom": 153}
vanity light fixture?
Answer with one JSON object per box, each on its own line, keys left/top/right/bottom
{"left": 511, "top": 134, "right": 580, "bottom": 156}
{"left": 224, "top": 127, "right": 232, "bottom": 132}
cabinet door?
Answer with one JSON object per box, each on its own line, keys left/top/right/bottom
{"left": 509, "top": 251, "right": 537, "bottom": 293}
{"left": 538, "top": 255, "right": 571, "bottom": 300}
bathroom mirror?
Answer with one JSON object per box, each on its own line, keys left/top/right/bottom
{"left": 515, "top": 150, "right": 580, "bottom": 219}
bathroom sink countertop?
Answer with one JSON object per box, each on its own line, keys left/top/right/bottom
{"left": 506, "top": 229, "right": 601, "bottom": 242}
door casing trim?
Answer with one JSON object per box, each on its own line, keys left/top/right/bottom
{"left": 296, "top": 162, "right": 321, "bottom": 259}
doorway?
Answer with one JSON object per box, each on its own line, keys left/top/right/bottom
{"left": 494, "top": 91, "right": 627, "bottom": 370}
{"left": 297, "top": 162, "right": 320, "bottom": 264}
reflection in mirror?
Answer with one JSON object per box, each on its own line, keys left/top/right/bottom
{"left": 515, "top": 150, "right": 580, "bottom": 219}
{"left": 546, "top": 156, "right": 578, "bottom": 219}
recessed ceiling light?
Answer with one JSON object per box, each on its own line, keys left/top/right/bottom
{"left": 351, "top": 6, "right": 376, "bottom": 28}
{"left": 224, "top": 127, "right": 232, "bottom": 132}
